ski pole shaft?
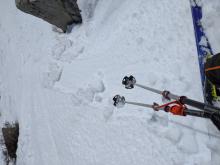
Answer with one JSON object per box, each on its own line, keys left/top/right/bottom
{"left": 180, "top": 97, "right": 207, "bottom": 110}
{"left": 180, "top": 97, "right": 220, "bottom": 112}
{"left": 185, "top": 109, "right": 210, "bottom": 119}
{"left": 125, "top": 101, "right": 154, "bottom": 109}
{"left": 135, "top": 84, "right": 162, "bottom": 95}
{"left": 135, "top": 83, "right": 179, "bottom": 100}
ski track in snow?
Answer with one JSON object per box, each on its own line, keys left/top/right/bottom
{"left": 0, "top": 0, "right": 220, "bottom": 164}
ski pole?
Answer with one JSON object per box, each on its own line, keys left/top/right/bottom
{"left": 122, "top": 75, "right": 220, "bottom": 112}
{"left": 125, "top": 101, "right": 154, "bottom": 109}
{"left": 113, "top": 95, "right": 154, "bottom": 109}
{"left": 113, "top": 95, "right": 179, "bottom": 113}
{"left": 113, "top": 95, "right": 211, "bottom": 118}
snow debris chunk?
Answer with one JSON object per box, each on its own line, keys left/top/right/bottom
{"left": 42, "top": 63, "right": 63, "bottom": 88}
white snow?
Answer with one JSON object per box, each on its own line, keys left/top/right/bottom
{"left": 0, "top": 0, "right": 220, "bottom": 165}
{"left": 201, "top": 0, "right": 220, "bottom": 54}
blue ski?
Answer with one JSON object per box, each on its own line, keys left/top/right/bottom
{"left": 190, "top": 0, "right": 217, "bottom": 104}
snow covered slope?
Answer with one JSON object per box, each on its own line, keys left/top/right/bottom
{"left": 0, "top": 0, "right": 220, "bottom": 164}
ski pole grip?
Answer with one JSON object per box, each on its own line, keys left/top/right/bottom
{"left": 180, "top": 97, "right": 205, "bottom": 110}
{"left": 180, "top": 96, "right": 220, "bottom": 112}
{"left": 185, "top": 109, "right": 210, "bottom": 119}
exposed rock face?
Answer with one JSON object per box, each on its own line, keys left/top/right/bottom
{"left": 15, "top": 0, "right": 82, "bottom": 32}
{"left": 2, "top": 123, "right": 19, "bottom": 160}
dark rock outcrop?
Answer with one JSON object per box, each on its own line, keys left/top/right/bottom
{"left": 2, "top": 122, "right": 19, "bottom": 160}
{"left": 15, "top": 0, "right": 82, "bottom": 32}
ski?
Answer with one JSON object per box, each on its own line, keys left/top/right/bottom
{"left": 190, "top": 0, "right": 219, "bottom": 105}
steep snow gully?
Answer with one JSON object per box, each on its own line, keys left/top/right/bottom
{"left": 0, "top": 0, "right": 220, "bottom": 165}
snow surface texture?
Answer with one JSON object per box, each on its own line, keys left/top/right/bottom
{"left": 0, "top": 0, "right": 220, "bottom": 165}
{"left": 201, "top": 0, "right": 220, "bottom": 54}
